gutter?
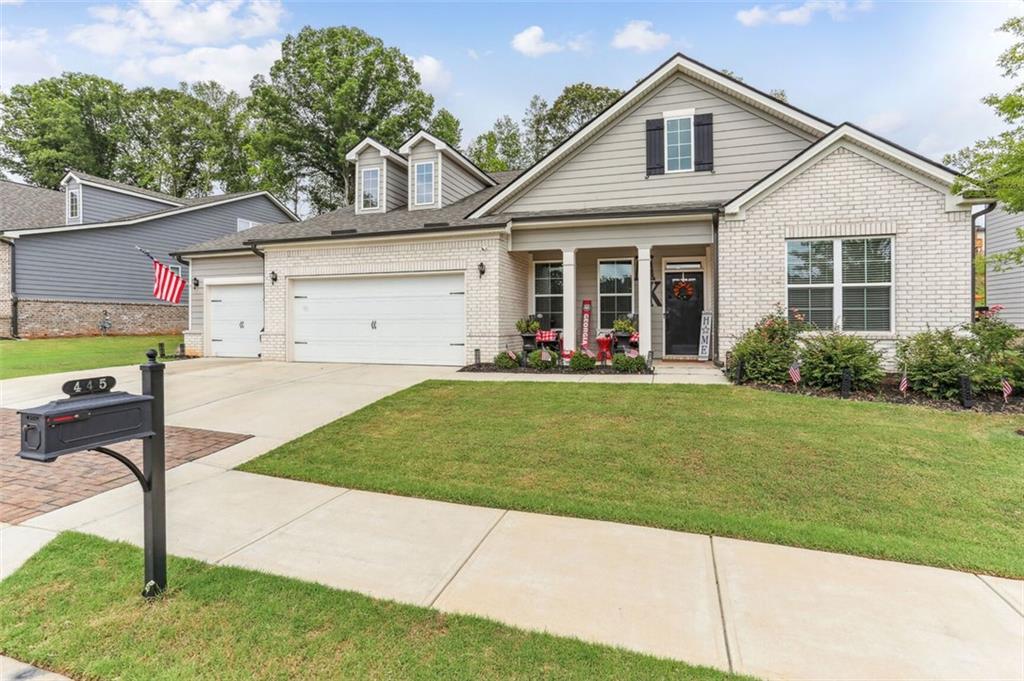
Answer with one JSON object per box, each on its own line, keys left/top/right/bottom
{"left": 242, "top": 222, "right": 509, "bottom": 249}
{"left": 971, "top": 202, "right": 997, "bottom": 322}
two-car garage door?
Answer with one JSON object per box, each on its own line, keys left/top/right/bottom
{"left": 291, "top": 274, "right": 466, "bottom": 366}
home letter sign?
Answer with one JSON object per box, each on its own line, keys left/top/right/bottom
{"left": 698, "top": 312, "right": 713, "bottom": 361}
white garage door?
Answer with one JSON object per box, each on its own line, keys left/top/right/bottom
{"left": 291, "top": 274, "right": 465, "bottom": 365}
{"left": 208, "top": 284, "right": 263, "bottom": 358}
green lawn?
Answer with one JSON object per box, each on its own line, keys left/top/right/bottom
{"left": 241, "top": 380, "right": 1024, "bottom": 578}
{"left": 0, "top": 534, "right": 743, "bottom": 681}
{"left": 0, "top": 334, "right": 182, "bottom": 380}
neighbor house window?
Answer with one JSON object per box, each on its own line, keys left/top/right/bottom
{"left": 533, "top": 262, "right": 564, "bottom": 329}
{"left": 786, "top": 237, "right": 892, "bottom": 332}
{"left": 598, "top": 259, "right": 634, "bottom": 329}
{"left": 67, "top": 188, "right": 81, "bottom": 221}
{"left": 414, "top": 161, "right": 434, "bottom": 205}
{"left": 665, "top": 115, "right": 694, "bottom": 172}
{"left": 236, "top": 218, "right": 257, "bottom": 232}
{"left": 361, "top": 167, "right": 380, "bottom": 209}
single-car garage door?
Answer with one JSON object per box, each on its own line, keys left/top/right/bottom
{"left": 291, "top": 273, "right": 465, "bottom": 365}
{"left": 208, "top": 283, "right": 263, "bottom": 358}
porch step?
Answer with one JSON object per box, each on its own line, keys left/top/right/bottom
{"left": 652, "top": 361, "right": 728, "bottom": 383}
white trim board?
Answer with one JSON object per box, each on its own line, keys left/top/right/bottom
{"left": 61, "top": 172, "right": 183, "bottom": 207}
{"left": 345, "top": 137, "right": 409, "bottom": 166}
{"left": 400, "top": 130, "right": 496, "bottom": 187}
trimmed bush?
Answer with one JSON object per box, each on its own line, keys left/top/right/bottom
{"left": 728, "top": 306, "right": 801, "bottom": 384}
{"left": 493, "top": 351, "right": 520, "bottom": 370}
{"left": 969, "top": 315, "right": 1024, "bottom": 392}
{"left": 798, "top": 332, "right": 884, "bottom": 391}
{"left": 895, "top": 329, "right": 970, "bottom": 400}
{"left": 568, "top": 351, "right": 596, "bottom": 372}
{"left": 527, "top": 349, "right": 558, "bottom": 371}
{"left": 612, "top": 354, "right": 647, "bottom": 373}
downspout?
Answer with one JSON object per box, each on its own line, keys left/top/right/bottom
{"left": 3, "top": 237, "right": 18, "bottom": 338}
{"left": 249, "top": 244, "right": 267, "bottom": 346}
{"left": 971, "top": 202, "right": 996, "bottom": 323}
{"left": 712, "top": 212, "right": 721, "bottom": 365}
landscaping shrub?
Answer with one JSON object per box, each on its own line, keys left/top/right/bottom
{"left": 527, "top": 349, "right": 558, "bottom": 371}
{"left": 728, "top": 306, "right": 801, "bottom": 383}
{"left": 798, "top": 332, "right": 884, "bottom": 391}
{"left": 612, "top": 354, "right": 647, "bottom": 373}
{"left": 493, "top": 351, "right": 520, "bottom": 370}
{"left": 568, "top": 351, "right": 596, "bottom": 372}
{"left": 895, "top": 329, "right": 971, "bottom": 400}
{"left": 968, "top": 313, "right": 1024, "bottom": 391}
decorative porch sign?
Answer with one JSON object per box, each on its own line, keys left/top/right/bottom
{"left": 580, "top": 299, "right": 593, "bottom": 350}
{"left": 697, "top": 311, "right": 713, "bottom": 361}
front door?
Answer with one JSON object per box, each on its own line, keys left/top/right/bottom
{"left": 664, "top": 269, "right": 704, "bottom": 356}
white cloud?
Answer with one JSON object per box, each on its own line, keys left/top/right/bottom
{"left": 567, "top": 34, "right": 591, "bottom": 53}
{"left": 0, "top": 27, "right": 61, "bottom": 91}
{"left": 412, "top": 54, "right": 452, "bottom": 92}
{"left": 736, "top": 1, "right": 872, "bottom": 27}
{"left": 118, "top": 39, "right": 280, "bottom": 93}
{"left": 611, "top": 20, "right": 671, "bottom": 53}
{"left": 511, "top": 26, "right": 563, "bottom": 57}
{"left": 467, "top": 48, "right": 479, "bottom": 60}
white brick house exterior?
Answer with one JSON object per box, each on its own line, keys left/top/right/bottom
{"left": 176, "top": 54, "right": 981, "bottom": 368}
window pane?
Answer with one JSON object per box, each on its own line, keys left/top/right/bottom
{"left": 361, "top": 169, "right": 379, "bottom": 208}
{"left": 788, "top": 240, "right": 833, "bottom": 285}
{"left": 599, "top": 261, "right": 633, "bottom": 294}
{"left": 842, "top": 285, "right": 891, "bottom": 331}
{"left": 665, "top": 116, "right": 693, "bottom": 172}
{"left": 843, "top": 238, "right": 891, "bottom": 285}
{"left": 415, "top": 163, "right": 434, "bottom": 204}
{"left": 788, "top": 286, "right": 833, "bottom": 330}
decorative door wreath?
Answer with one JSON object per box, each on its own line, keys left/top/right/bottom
{"left": 672, "top": 279, "right": 695, "bottom": 300}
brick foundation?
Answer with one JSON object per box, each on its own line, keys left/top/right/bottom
{"left": 15, "top": 298, "right": 187, "bottom": 338}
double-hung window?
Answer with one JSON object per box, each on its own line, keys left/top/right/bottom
{"left": 665, "top": 114, "right": 694, "bottom": 173}
{"left": 67, "top": 188, "right": 81, "bottom": 221}
{"left": 786, "top": 237, "right": 893, "bottom": 332}
{"left": 533, "top": 262, "right": 564, "bottom": 329}
{"left": 361, "top": 167, "right": 380, "bottom": 210}
{"left": 598, "top": 259, "right": 634, "bottom": 329}
{"left": 414, "top": 161, "right": 434, "bottom": 205}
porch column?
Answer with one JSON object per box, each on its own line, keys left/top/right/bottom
{"left": 637, "top": 246, "right": 652, "bottom": 358}
{"left": 562, "top": 248, "right": 577, "bottom": 351}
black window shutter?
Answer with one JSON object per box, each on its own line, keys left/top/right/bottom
{"left": 645, "top": 119, "right": 664, "bottom": 176}
{"left": 694, "top": 113, "right": 714, "bottom": 172}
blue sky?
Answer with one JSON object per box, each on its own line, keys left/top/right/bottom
{"left": 1, "top": 1, "right": 1019, "bottom": 161}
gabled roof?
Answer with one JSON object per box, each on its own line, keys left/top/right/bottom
{"left": 0, "top": 180, "right": 65, "bottom": 230}
{"left": 344, "top": 138, "right": 408, "bottom": 166}
{"left": 468, "top": 52, "right": 836, "bottom": 219}
{"left": 723, "top": 123, "right": 967, "bottom": 217}
{"left": 399, "top": 130, "right": 497, "bottom": 187}
{"left": 61, "top": 170, "right": 185, "bottom": 207}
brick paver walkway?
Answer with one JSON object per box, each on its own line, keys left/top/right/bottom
{"left": 0, "top": 409, "right": 249, "bottom": 524}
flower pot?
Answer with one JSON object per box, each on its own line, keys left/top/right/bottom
{"left": 520, "top": 333, "right": 537, "bottom": 352}
{"left": 614, "top": 331, "right": 633, "bottom": 353}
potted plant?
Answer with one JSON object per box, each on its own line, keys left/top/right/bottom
{"left": 516, "top": 317, "right": 541, "bottom": 352}
{"left": 611, "top": 317, "right": 637, "bottom": 354}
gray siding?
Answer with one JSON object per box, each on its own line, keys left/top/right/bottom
{"left": 442, "top": 156, "right": 486, "bottom": 207}
{"left": 408, "top": 141, "right": 440, "bottom": 210}
{"left": 79, "top": 183, "right": 179, "bottom": 223}
{"left": 14, "top": 195, "right": 292, "bottom": 308}
{"left": 386, "top": 157, "right": 408, "bottom": 211}
{"left": 505, "top": 74, "right": 816, "bottom": 213}
{"left": 986, "top": 204, "right": 1024, "bottom": 327}
{"left": 189, "top": 253, "right": 263, "bottom": 333}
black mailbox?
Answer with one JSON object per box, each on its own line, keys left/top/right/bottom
{"left": 18, "top": 391, "right": 155, "bottom": 462}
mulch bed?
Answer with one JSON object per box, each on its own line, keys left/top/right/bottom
{"left": 459, "top": 363, "right": 653, "bottom": 375}
{"left": 745, "top": 375, "right": 1024, "bottom": 414}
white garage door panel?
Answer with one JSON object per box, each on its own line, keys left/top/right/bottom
{"left": 209, "top": 284, "right": 263, "bottom": 358}
{"left": 291, "top": 274, "right": 465, "bottom": 366}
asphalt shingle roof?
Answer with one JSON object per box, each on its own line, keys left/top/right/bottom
{"left": 68, "top": 170, "right": 188, "bottom": 205}
{"left": 0, "top": 180, "right": 65, "bottom": 230}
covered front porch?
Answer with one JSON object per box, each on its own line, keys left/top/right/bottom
{"left": 508, "top": 213, "right": 717, "bottom": 361}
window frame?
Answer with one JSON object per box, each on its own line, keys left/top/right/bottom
{"left": 236, "top": 218, "right": 257, "bottom": 232}
{"left": 596, "top": 258, "right": 635, "bottom": 332}
{"left": 663, "top": 109, "right": 695, "bottom": 174}
{"left": 414, "top": 161, "right": 435, "bottom": 206}
{"left": 66, "top": 187, "right": 81, "bottom": 222}
{"left": 531, "top": 260, "right": 564, "bottom": 330}
{"left": 360, "top": 167, "right": 381, "bottom": 210}
{"left": 785, "top": 236, "right": 895, "bottom": 335}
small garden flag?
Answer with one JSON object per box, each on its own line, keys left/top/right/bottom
{"left": 506, "top": 350, "right": 517, "bottom": 362}
{"left": 540, "top": 347, "right": 551, "bottom": 362}
{"left": 627, "top": 348, "right": 639, "bottom": 358}
{"left": 789, "top": 362, "right": 801, "bottom": 385}
{"left": 582, "top": 347, "right": 596, "bottom": 359}
{"left": 137, "top": 246, "right": 185, "bottom": 304}
{"left": 1002, "top": 377, "right": 1013, "bottom": 403}
{"left": 899, "top": 371, "right": 909, "bottom": 396}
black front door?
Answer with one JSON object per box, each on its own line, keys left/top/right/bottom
{"left": 664, "top": 270, "right": 704, "bottom": 356}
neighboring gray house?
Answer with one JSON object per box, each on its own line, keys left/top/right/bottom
{"left": 175, "top": 53, "right": 986, "bottom": 366}
{"left": 0, "top": 171, "right": 296, "bottom": 338}
{"left": 984, "top": 204, "right": 1024, "bottom": 327}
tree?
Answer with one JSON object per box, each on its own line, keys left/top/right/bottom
{"left": 947, "top": 15, "right": 1024, "bottom": 269}
{"left": 542, "top": 83, "right": 623, "bottom": 147}
{"left": 428, "top": 108, "right": 463, "bottom": 148}
{"left": 248, "top": 26, "right": 434, "bottom": 213}
{"left": 467, "top": 116, "right": 525, "bottom": 171}
{"left": 0, "top": 73, "right": 128, "bottom": 188}
{"left": 719, "top": 69, "right": 788, "bottom": 102}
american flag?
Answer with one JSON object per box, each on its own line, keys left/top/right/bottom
{"left": 1002, "top": 377, "right": 1013, "bottom": 404}
{"left": 540, "top": 347, "right": 551, "bottom": 362}
{"left": 506, "top": 350, "right": 517, "bottom": 361}
{"left": 138, "top": 246, "right": 185, "bottom": 304}
{"left": 789, "top": 362, "right": 801, "bottom": 384}
{"left": 899, "top": 371, "right": 909, "bottom": 396}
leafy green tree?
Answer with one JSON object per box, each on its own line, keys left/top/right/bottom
{"left": 467, "top": 116, "right": 525, "bottom": 171}
{"left": 0, "top": 73, "right": 128, "bottom": 188}
{"left": 542, "top": 83, "right": 623, "bottom": 146}
{"left": 428, "top": 108, "right": 463, "bottom": 148}
{"left": 719, "top": 69, "right": 788, "bottom": 102}
{"left": 947, "top": 15, "right": 1024, "bottom": 269}
{"left": 248, "top": 26, "right": 434, "bottom": 212}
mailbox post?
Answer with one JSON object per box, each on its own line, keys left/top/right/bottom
{"left": 17, "top": 350, "right": 167, "bottom": 598}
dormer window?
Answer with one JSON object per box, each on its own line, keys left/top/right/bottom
{"left": 67, "top": 188, "right": 81, "bottom": 221}
{"left": 414, "top": 161, "right": 434, "bottom": 205}
{"left": 664, "top": 113, "right": 694, "bottom": 173}
{"left": 361, "top": 167, "right": 380, "bottom": 210}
